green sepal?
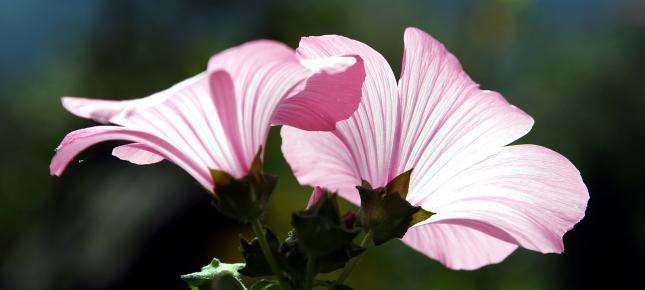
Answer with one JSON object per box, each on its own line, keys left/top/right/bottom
{"left": 358, "top": 169, "right": 435, "bottom": 245}
{"left": 181, "top": 258, "right": 247, "bottom": 290}
{"left": 411, "top": 208, "right": 434, "bottom": 226}
{"left": 385, "top": 169, "right": 413, "bottom": 198}
{"left": 239, "top": 229, "right": 280, "bottom": 277}
{"left": 211, "top": 148, "right": 277, "bottom": 223}
{"left": 249, "top": 279, "right": 278, "bottom": 290}
{"left": 292, "top": 192, "right": 360, "bottom": 256}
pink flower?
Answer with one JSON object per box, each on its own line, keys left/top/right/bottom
{"left": 281, "top": 28, "right": 589, "bottom": 270}
{"left": 51, "top": 40, "right": 365, "bottom": 191}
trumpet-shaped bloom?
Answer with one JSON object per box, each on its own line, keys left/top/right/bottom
{"left": 281, "top": 28, "right": 589, "bottom": 270}
{"left": 51, "top": 40, "right": 365, "bottom": 191}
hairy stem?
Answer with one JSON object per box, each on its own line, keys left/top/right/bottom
{"left": 335, "top": 230, "right": 373, "bottom": 285}
{"left": 251, "top": 220, "right": 293, "bottom": 290}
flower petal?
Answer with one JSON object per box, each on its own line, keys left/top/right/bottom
{"left": 112, "top": 143, "right": 164, "bottom": 165}
{"left": 110, "top": 71, "right": 245, "bottom": 178}
{"left": 208, "top": 40, "right": 316, "bottom": 169}
{"left": 418, "top": 145, "right": 589, "bottom": 254}
{"left": 396, "top": 27, "right": 535, "bottom": 204}
{"left": 61, "top": 73, "right": 205, "bottom": 124}
{"left": 61, "top": 97, "right": 132, "bottom": 124}
{"left": 209, "top": 69, "right": 246, "bottom": 176}
{"left": 272, "top": 55, "right": 365, "bottom": 131}
{"left": 50, "top": 126, "right": 212, "bottom": 190}
{"left": 62, "top": 38, "right": 363, "bottom": 183}
{"left": 208, "top": 40, "right": 297, "bottom": 73}
{"left": 306, "top": 187, "right": 324, "bottom": 209}
{"left": 402, "top": 222, "right": 518, "bottom": 270}
{"left": 281, "top": 126, "right": 361, "bottom": 204}
{"left": 287, "top": 34, "right": 399, "bottom": 189}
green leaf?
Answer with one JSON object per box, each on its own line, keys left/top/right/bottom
{"left": 239, "top": 229, "right": 280, "bottom": 277}
{"left": 358, "top": 170, "right": 435, "bottom": 245}
{"left": 249, "top": 279, "right": 278, "bottom": 290}
{"left": 181, "top": 258, "right": 247, "bottom": 290}
{"left": 210, "top": 148, "right": 277, "bottom": 223}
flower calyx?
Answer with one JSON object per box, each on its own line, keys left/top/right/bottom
{"left": 357, "top": 169, "right": 434, "bottom": 245}
{"left": 210, "top": 148, "right": 277, "bottom": 223}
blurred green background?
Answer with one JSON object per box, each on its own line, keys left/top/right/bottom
{"left": 1, "top": 0, "right": 644, "bottom": 289}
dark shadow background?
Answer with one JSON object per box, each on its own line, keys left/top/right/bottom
{"left": 1, "top": 0, "right": 644, "bottom": 289}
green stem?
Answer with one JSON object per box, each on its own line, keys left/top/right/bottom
{"left": 304, "top": 256, "right": 317, "bottom": 290}
{"left": 335, "top": 230, "right": 373, "bottom": 285}
{"left": 251, "top": 220, "right": 293, "bottom": 290}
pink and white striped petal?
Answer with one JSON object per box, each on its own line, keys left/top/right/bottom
{"left": 112, "top": 143, "right": 164, "bottom": 165}
{"left": 61, "top": 73, "right": 205, "bottom": 124}
{"left": 281, "top": 27, "right": 589, "bottom": 269}
{"left": 207, "top": 40, "right": 365, "bottom": 171}
{"left": 416, "top": 145, "right": 589, "bottom": 254}
{"left": 402, "top": 222, "right": 518, "bottom": 270}
{"left": 109, "top": 71, "right": 245, "bottom": 178}
{"left": 272, "top": 55, "right": 365, "bottom": 131}
{"left": 50, "top": 126, "right": 213, "bottom": 190}
{"left": 281, "top": 126, "right": 361, "bottom": 204}
{"left": 293, "top": 35, "right": 399, "bottom": 189}
{"left": 61, "top": 97, "right": 132, "bottom": 124}
{"left": 396, "top": 27, "right": 534, "bottom": 204}
{"left": 53, "top": 39, "right": 365, "bottom": 191}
